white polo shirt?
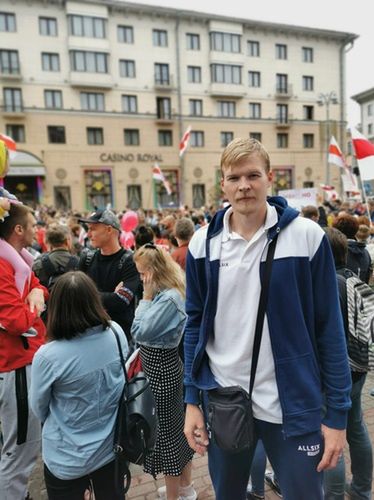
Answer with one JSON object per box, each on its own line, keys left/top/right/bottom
{"left": 206, "top": 204, "right": 282, "bottom": 423}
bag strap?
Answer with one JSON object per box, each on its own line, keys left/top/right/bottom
{"left": 249, "top": 234, "right": 278, "bottom": 397}
{"left": 110, "top": 324, "right": 129, "bottom": 384}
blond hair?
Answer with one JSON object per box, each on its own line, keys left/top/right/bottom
{"left": 134, "top": 244, "right": 186, "bottom": 298}
{"left": 220, "top": 138, "right": 270, "bottom": 175}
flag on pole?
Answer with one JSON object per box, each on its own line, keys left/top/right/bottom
{"left": 179, "top": 126, "right": 191, "bottom": 157}
{"left": 152, "top": 163, "right": 172, "bottom": 195}
{"left": 0, "top": 133, "right": 17, "bottom": 159}
{"left": 320, "top": 184, "right": 338, "bottom": 201}
{"left": 350, "top": 128, "right": 374, "bottom": 181}
{"left": 328, "top": 136, "right": 346, "bottom": 168}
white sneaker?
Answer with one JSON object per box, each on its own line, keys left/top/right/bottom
{"left": 157, "top": 482, "right": 197, "bottom": 500}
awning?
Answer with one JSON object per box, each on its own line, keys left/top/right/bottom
{"left": 7, "top": 166, "right": 46, "bottom": 176}
{"left": 8, "top": 151, "right": 46, "bottom": 177}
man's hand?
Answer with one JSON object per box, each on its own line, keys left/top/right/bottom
{"left": 114, "top": 281, "right": 123, "bottom": 293}
{"left": 25, "top": 288, "right": 45, "bottom": 316}
{"left": 317, "top": 424, "right": 346, "bottom": 472}
{"left": 184, "top": 404, "right": 209, "bottom": 455}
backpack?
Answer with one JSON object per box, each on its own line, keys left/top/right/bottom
{"left": 345, "top": 272, "right": 374, "bottom": 372}
{"left": 111, "top": 325, "right": 158, "bottom": 494}
{"left": 41, "top": 253, "right": 78, "bottom": 290}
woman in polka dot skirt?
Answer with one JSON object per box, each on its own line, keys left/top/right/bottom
{"left": 131, "top": 243, "right": 196, "bottom": 500}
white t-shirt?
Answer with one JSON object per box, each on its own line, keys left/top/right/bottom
{"left": 206, "top": 204, "right": 282, "bottom": 423}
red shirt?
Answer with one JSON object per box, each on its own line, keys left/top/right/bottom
{"left": 0, "top": 258, "right": 48, "bottom": 372}
{"left": 171, "top": 243, "right": 188, "bottom": 271}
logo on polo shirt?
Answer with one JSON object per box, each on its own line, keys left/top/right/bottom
{"left": 220, "top": 262, "right": 229, "bottom": 267}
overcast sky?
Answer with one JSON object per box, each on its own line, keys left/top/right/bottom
{"left": 126, "top": 0, "right": 372, "bottom": 129}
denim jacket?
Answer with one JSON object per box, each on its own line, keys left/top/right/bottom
{"left": 131, "top": 288, "right": 186, "bottom": 348}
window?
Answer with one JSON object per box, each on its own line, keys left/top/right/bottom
{"left": 276, "top": 104, "right": 288, "bottom": 123}
{"left": 155, "top": 63, "right": 170, "bottom": 85}
{"left": 249, "top": 102, "right": 261, "bottom": 119}
{"left": 153, "top": 29, "right": 167, "bottom": 47}
{"left": 210, "top": 32, "right": 241, "bottom": 53}
{"left": 69, "top": 15, "right": 106, "bottom": 38}
{"left": 119, "top": 59, "right": 135, "bottom": 78}
{"left": 192, "top": 184, "right": 205, "bottom": 208}
{"left": 302, "top": 76, "right": 314, "bottom": 91}
{"left": 275, "top": 44, "right": 287, "bottom": 60}
{"left": 277, "top": 133, "right": 288, "bottom": 148}
{"left": 189, "top": 99, "right": 203, "bottom": 116}
{"left": 39, "top": 17, "right": 57, "bottom": 36}
{"left": 117, "top": 25, "right": 133, "bottom": 43}
{"left": 302, "top": 47, "right": 313, "bottom": 63}
{"left": 221, "top": 131, "right": 233, "bottom": 147}
{"left": 158, "top": 130, "right": 172, "bottom": 146}
{"left": 5, "top": 124, "right": 25, "bottom": 142}
{"left": 186, "top": 33, "right": 200, "bottom": 50}
{"left": 124, "top": 129, "right": 139, "bottom": 146}
{"left": 187, "top": 66, "right": 201, "bottom": 83}
{"left": 156, "top": 97, "right": 171, "bottom": 119}
{"left": 0, "top": 50, "right": 19, "bottom": 74}
{"left": 70, "top": 51, "right": 108, "bottom": 73}
{"left": 250, "top": 132, "right": 262, "bottom": 142}
{"left": 80, "top": 92, "right": 104, "bottom": 111}
{"left": 368, "top": 104, "right": 373, "bottom": 116}
{"left": 303, "top": 105, "right": 314, "bottom": 120}
{"left": 276, "top": 73, "right": 288, "bottom": 93}
{"left": 87, "top": 127, "right": 103, "bottom": 145}
{"left": 211, "top": 64, "right": 241, "bottom": 84}
{"left": 122, "top": 95, "right": 137, "bottom": 114}
{"left": 127, "top": 185, "right": 142, "bottom": 209}
{"left": 368, "top": 124, "right": 373, "bottom": 136}
{"left": 190, "top": 131, "right": 204, "bottom": 147}
{"left": 3, "top": 88, "right": 22, "bottom": 112}
{"left": 42, "top": 53, "right": 60, "bottom": 71}
{"left": 247, "top": 40, "right": 260, "bottom": 57}
{"left": 303, "top": 133, "right": 314, "bottom": 148}
{"left": 218, "top": 101, "right": 236, "bottom": 118}
{"left": 248, "top": 71, "right": 261, "bottom": 88}
{"left": 44, "top": 89, "right": 63, "bottom": 109}
{"left": 0, "top": 12, "right": 16, "bottom": 32}
{"left": 48, "top": 126, "right": 66, "bottom": 144}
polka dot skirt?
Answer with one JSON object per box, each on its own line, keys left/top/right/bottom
{"left": 140, "top": 346, "right": 194, "bottom": 477}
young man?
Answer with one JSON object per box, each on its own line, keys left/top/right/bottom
{"left": 78, "top": 209, "right": 141, "bottom": 342}
{"left": 0, "top": 204, "right": 48, "bottom": 500}
{"left": 183, "top": 138, "right": 351, "bottom": 500}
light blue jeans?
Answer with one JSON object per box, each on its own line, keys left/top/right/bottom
{"left": 324, "top": 374, "right": 373, "bottom": 500}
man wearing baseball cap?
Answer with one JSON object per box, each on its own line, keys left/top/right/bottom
{"left": 78, "top": 210, "right": 141, "bottom": 342}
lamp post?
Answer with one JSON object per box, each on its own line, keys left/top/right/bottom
{"left": 317, "top": 91, "right": 338, "bottom": 187}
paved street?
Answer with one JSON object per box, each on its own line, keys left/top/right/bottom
{"left": 29, "top": 372, "right": 374, "bottom": 499}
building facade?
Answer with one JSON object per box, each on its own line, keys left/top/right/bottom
{"left": 0, "top": 0, "right": 357, "bottom": 211}
{"left": 351, "top": 87, "right": 374, "bottom": 142}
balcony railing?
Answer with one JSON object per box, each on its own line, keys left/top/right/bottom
{"left": 275, "top": 84, "right": 293, "bottom": 98}
{"left": 154, "top": 74, "right": 174, "bottom": 90}
{"left": 275, "top": 114, "right": 293, "bottom": 127}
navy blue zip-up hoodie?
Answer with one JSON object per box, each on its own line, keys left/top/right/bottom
{"left": 184, "top": 196, "right": 351, "bottom": 437}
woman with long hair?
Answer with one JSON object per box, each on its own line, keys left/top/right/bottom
{"left": 131, "top": 244, "right": 196, "bottom": 500}
{"left": 29, "top": 271, "right": 128, "bottom": 500}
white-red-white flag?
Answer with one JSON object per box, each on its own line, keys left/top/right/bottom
{"left": 350, "top": 128, "right": 374, "bottom": 181}
{"left": 0, "top": 133, "right": 17, "bottom": 159}
{"left": 152, "top": 163, "right": 172, "bottom": 195}
{"left": 320, "top": 184, "right": 338, "bottom": 201}
{"left": 179, "top": 126, "right": 191, "bottom": 157}
{"left": 328, "top": 136, "right": 346, "bottom": 168}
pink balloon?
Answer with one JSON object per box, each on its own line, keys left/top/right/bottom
{"left": 121, "top": 210, "right": 139, "bottom": 232}
{"left": 120, "top": 230, "right": 135, "bottom": 249}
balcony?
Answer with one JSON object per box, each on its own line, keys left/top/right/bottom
{"left": 0, "top": 67, "right": 22, "bottom": 81}
{"left": 154, "top": 74, "right": 174, "bottom": 91}
{"left": 70, "top": 72, "right": 114, "bottom": 89}
{"left": 209, "top": 83, "right": 246, "bottom": 99}
{"left": 275, "top": 115, "right": 293, "bottom": 128}
{"left": 275, "top": 84, "right": 293, "bottom": 99}
{"left": 1, "top": 104, "right": 25, "bottom": 118}
{"left": 155, "top": 111, "right": 174, "bottom": 125}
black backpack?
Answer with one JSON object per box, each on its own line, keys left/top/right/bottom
{"left": 41, "top": 253, "right": 78, "bottom": 290}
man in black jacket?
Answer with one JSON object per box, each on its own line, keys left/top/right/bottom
{"left": 78, "top": 210, "right": 141, "bottom": 342}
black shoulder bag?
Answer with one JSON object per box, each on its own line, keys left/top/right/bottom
{"left": 207, "top": 235, "right": 278, "bottom": 453}
{"left": 111, "top": 325, "right": 158, "bottom": 494}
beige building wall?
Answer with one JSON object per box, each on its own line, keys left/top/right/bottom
{"left": 0, "top": 0, "right": 357, "bottom": 211}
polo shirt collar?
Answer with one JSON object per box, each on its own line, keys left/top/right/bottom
{"left": 222, "top": 203, "right": 278, "bottom": 242}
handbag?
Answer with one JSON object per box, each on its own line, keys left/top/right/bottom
{"left": 111, "top": 325, "right": 158, "bottom": 493}
{"left": 207, "top": 235, "right": 278, "bottom": 453}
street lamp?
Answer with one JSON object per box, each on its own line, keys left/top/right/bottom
{"left": 317, "top": 91, "right": 338, "bottom": 187}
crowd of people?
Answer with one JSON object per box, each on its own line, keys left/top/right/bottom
{"left": 0, "top": 137, "right": 373, "bottom": 500}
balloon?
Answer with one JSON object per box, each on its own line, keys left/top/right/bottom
{"left": 121, "top": 210, "right": 139, "bottom": 232}
{"left": 120, "top": 230, "right": 135, "bottom": 250}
